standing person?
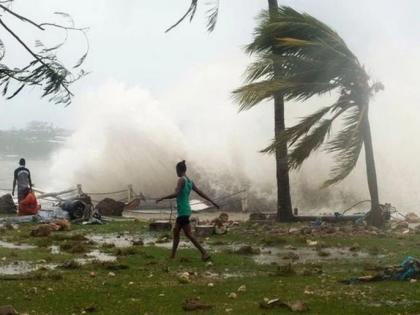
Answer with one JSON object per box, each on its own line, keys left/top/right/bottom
{"left": 12, "top": 158, "right": 32, "bottom": 203}
{"left": 156, "top": 160, "right": 219, "bottom": 261}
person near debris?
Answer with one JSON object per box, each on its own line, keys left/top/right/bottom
{"left": 18, "top": 187, "right": 40, "bottom": 216}
{"left": 156, "top": 160, "right": 219, "bottom": 261}
{"left": 12, "top": 158, "right": 33, "bottom": 203}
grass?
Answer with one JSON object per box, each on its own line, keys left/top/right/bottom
{"left": 0, "top": 220, "right": 419, "bottom": 314}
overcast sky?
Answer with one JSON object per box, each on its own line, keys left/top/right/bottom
{"left": 1, "top": 0, "right": 419, "bottom": 129}
{"left": 1, "top": 0, "right": 420, "bottom": 210}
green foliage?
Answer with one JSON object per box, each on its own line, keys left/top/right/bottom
{"left": 233, "top": 6, "right": 383, "bottom": 186}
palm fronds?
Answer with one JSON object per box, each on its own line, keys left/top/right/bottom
{"left": 233, "top": 5, "right": 382, "bottom": 186}
{"left": 165, "top": 0, "right": 220, "bottom": 33}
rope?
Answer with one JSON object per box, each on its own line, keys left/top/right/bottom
{"left": 341, "top": 200, "right": 371, "bottom": 214}
{"left": 84, "top": 190, "right": 127, "bottom": 196}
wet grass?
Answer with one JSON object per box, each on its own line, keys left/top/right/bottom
{"left": 0, "top": 220, "right": 419, "bottom": 314}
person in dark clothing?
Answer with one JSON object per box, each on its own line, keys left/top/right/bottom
{"left": 12, "top": 158, "right": 32, "bottom": 203}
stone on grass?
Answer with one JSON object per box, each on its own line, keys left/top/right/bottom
{"left": 0, "top": 305, "right": 18, "bottom": 315}
{"left": 237, "top": 285, "right": 247, "bottom": 292}
{"left": 0, "top": 194, "right": 16, "bottom": 214}
{"left": 228, "top": 292, "right": 237, "bottom": 299}
{"left": 182, "top": 298, "right": 213, "bottom": 311}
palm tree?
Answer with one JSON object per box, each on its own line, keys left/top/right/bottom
{"left": 233, "top": 7, "right": 385, "bottom": 227}
{"left": 166, "top": 0, "right": 295, "bottom": 222}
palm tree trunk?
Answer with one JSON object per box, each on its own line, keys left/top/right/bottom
{"left": 268, "top": 0, "right": 294, "bottom": 221}
{"left": 362, "top": 106, "right": 383, "bottom": 227}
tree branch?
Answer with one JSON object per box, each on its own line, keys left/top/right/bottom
{"left": 0, "top": 4, "right": 44, "bottom": 30}
{"left": 0, "top": 17, "right": 72, "bottom": 96}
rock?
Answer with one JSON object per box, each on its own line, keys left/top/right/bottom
{"left": 289, "top": 301, "right": 309, "bottom": 312}
{"left": 30, "top": 224, "right": 59, "bottom": 237}
{"left": 132, "top": 238, "right": 144, "bottom": 246}
{"left": 306, "top": 240, "right": 318, "bottom": 247}
{"left": 182, "top": 298, "right": 213, "bottom": 311}
{"left": 237, "top": 285, "right": 247, "bottom": 292}
{"left": 0, "top": 194, "right": 16, "bottom": 214}
{"left": 107, "top": 272, "right": 116, "bottom": 277}
{"left": 95, "top": 198, "right": 125, "bottom": 216}
{"left": 317, "top": 249, "right": 330, "bottom": 257}
{"left": 177, "top": 272, "right": 190, "bottom": 284}
{"left": 249, "top": 212, "right": 267, "bottom": 221}
{"left": 288, "top": 228, "right": 300, "bottom": 234}
{"left": 208, "top": 282, "right": 214, "bottom": 287}
{"left": 235, "top": 245, "right": 260, "bottom": 255}
{"left": 51, "top": 219, "right": 71, "bottom": 231}
{"left": 284, "top": 245, "right": 297, "bottom": 250}
{"left": 349, "top": 243, "right": 360, "bottom": 251}
{"left": 219, "top": 213, "right": 229, "bottom": 223}
{"left": 0, "top": 305, "right": 18, "bottom": 315}
{"left": 228, "top": 292, "right": 237, "bottom": 299}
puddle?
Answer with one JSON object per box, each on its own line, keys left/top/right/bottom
{"left": 86, "top": 233, "right": 140, "bottom": 248}
{"left": 76, "top": 250, "right": 117, "bottom": 265}
{"left": 86, "top": 233, "right": 196, "bottom": 250}
{"left": 0, "top": 241, "right": 36, "bottom": 250}
{"left": 0, "top": 261, "right": 56, "bottom": 275}
{"left": 252, "top": 246, "right": 384, "bottom": 265}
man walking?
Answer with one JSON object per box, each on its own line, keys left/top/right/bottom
{"left": 12, "top": 158, "right": 32, "bottom": 203}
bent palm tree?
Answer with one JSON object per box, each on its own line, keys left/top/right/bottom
{"left": 233, "top": 7, "right": 385, "bottom": 227}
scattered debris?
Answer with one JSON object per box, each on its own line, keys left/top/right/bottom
{"left": 260, "top": 298, "right": 308, "bottom": 312}
{"left": 237, "top": 284, "right": 247, "bottom": 292}
{"left": 177, "top": 272, "right": 190, "bottom": 284}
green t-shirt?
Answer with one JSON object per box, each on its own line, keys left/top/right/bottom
{"left": 176, "top": 176, "right": 192, "bottom": 217}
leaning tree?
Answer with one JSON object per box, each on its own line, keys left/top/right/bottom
{"left": 0, "top": 0, "right": 88, "bottom": 106}
{"left": 166, "top": 0, "right": 294, "bottom": 222}
{"left": 233, "top": 7, "right": 385, "bottom": 227}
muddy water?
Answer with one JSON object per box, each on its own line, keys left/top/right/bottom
{"left": 252, "top": 247, "right": 384, "bottom": 265}
{"left": 0, "top": 261, "right": 56, "bottom": 275}
{"left": 76, "top": 250, "right": 117, "bottom": 265}
{"left": 0, "top": 241, "right": 36, "bottom": 250}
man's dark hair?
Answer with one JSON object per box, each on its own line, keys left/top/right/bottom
{"left": 176, "top": 160, "right": 187, "bottom": 173}
{"left": 19, "top": 158, "right": 26, "bottom": 166}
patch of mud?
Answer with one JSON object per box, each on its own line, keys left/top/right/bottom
{"left": 0, "top": 261, "right": 56, "bottom": 275}
{"left": 0, "top": 240, "right": 36, "bottom": 250}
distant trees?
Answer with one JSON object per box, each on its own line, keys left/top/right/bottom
{"left": 233, "top": 7, "right": 384, "bottom": 226}
{"left": 0, "top": 121, "right": 71, "bottom": 159}
{"left": 0, "top": 1, "right": 88, "bottom": 105}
